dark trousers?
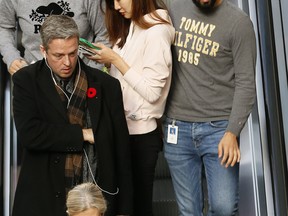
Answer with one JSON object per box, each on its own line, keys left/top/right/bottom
{"left": 130, "top": 128, "right": 163, "bottom": 216}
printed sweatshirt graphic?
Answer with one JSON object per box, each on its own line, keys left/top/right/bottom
{"left": 174, "top": 18, "right": 219, "bottom": 66}
{"left": 165, "top": 0, "right": 256, "bottom": 136}
{"left": 29, "top": 1, "right": 75, "bottom": 34}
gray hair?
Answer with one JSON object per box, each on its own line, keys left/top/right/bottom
{"left": 66, "top": 183, "right": 107, "bottom": 215}
{"left": 40, "top": 15, "right": 79, "bottom": 50}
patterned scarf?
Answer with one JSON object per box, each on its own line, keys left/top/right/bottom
{"left": 54, "top": 67, "right": 88, "bottom": 192}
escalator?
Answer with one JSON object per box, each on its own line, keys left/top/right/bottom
{"left": 1, "top": 0, "right": 288, "bottom": 215}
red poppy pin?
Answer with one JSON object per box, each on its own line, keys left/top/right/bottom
{"left": 87, "top": 87, "right": 97, "bottom": 98}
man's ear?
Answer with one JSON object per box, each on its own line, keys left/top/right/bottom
{"left": 40, "top": 45, "right": 46, "bottom": 58}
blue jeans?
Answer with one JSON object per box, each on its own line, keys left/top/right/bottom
{"left": 163, "top": 117, "right": 239, "bottom": 216}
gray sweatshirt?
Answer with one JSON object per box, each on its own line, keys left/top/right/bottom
{"left": 165, "top": 0, "right": 257, "bottom": 136}
{"left": 0, "top": 0, "right": 108, "bottom": 69}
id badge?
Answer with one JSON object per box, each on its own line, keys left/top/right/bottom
{"left": 167, "top": 123, "right": 178, "bottom": 144}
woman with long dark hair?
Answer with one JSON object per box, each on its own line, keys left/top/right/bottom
{"left": 88, "top": 0, "right": 175, "bottom": 215}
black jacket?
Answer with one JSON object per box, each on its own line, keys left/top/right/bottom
{"left": 12, "top": 59, "right": 133, "bottom": 216}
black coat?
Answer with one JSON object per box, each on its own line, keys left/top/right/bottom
{"left": 12, "top": 59, "right": 133, "bottom": 216}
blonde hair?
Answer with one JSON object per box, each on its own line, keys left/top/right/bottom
{"left": 66, "top": 183, "right": 107, "bottom": 215}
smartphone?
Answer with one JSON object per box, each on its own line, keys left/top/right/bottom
{"left": 79, "top": 38, "right": 100, "bottom": 50}
{"left": 78, "top": 45, "right": 95, "bottom": 56}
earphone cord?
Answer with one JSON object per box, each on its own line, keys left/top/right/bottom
{"left": 45, "top": 57, "right": 119, "bottom": 195}
{"left": 83, "top": 148, "right": 119, "bottom": 195}
{"left": 45, "top": 57, "right": 81, "bottom": 109}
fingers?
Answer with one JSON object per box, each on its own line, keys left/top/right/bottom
{"left": 232, "top": 148, "right": 241, "bottom": 165}
{"left": 94, "top": 42, "right": 105, "bottom": 49}
{"left": 85, "top": 51, "right": 100, "bottom": 61}
{"left": 224, "top": 148, "right": 236, "bottom": 168}
{"left": 82, "top": 128, "right": 95, "bottom": 144}
{"left": 9, "top": 59, "right": 28, "bottom": 75}
{"left": 218, "top": 143, "right": 223, "bottom": 158}
{"left": 89, "top": 53, "right": 100, "bottom": 60}
{"left": 86, "top": 45, "right": 111, "bottom": 64}
{"left": 218, "top": 132, "right": 240, "bottom": 168}
{"left": 220, "top": 147, "right": 229, "bottom": 167}
{"left": 88, "top": 53, "right": 105, "bottom": 64}
{"left": 230, "top": 149, "right": 238, "bottom": 167}
{"left": 218, "top": 141, "right": 241, "bottom": 168}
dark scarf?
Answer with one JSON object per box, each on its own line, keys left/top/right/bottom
{"left": 54, "top": 67, "right": 88, "bottom": 192}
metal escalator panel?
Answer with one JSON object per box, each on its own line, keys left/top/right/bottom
{"left": 234, "top": 0, "right": 275, "bottom": 216}
{"left": 0, "top": 58, "right": 18, "bottom": 216}
{"left": 272, "top": 0, "right": 288, "bottom": 173}
{"left": 255, "top": 0, "right": 288, "bottom": 215}
{"left": 0, "top": 56, "right": 6, "bottom": 216}
{"left": 270, "top": 0, "right": 288, "bottom": 215}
